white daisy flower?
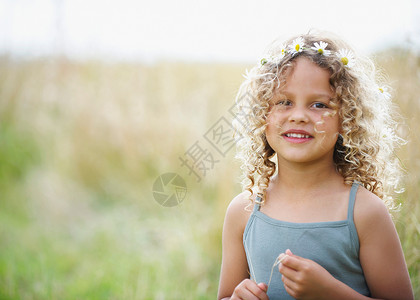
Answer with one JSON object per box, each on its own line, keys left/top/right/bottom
{"left": 271, "top": 45, "right": 287, "bottom": 64}
{"left": 337, "top": 49, "right": 355, "bottom": 67}
{"left": 311, "top": 41, "right": 331, "bottom": 56}
{"left": 378, "top": 86, "right": 391, "bottom": 100}
{"left": 289, "top": 37, "right": 305, "bottom": 56}
{"left": 279, "top": 44, "right": 287, "bottom": 58}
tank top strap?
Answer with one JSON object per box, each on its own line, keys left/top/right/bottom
{"left": 347, "top": 181, "right": 360, "bottom": 220}
{"left": 347, "top": 181, "right": 361, "bottom": 253}
{"left": 253, "top": 194, "right": 263, "bottom": 212}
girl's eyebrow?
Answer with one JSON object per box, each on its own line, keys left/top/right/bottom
{"left": 277, "top": 91, "right": 333, "bottom": 99}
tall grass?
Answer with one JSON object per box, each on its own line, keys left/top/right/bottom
{"left": 375, "top": 49, "right": 420, "bottom": 296}
{"left": 0, "top": 51, "right": 418, "bottom": 299}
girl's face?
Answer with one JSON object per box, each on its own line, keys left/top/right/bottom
{"left": 265, "top": 57, "right": 340, "bottom": 166}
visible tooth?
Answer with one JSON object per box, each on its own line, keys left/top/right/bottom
{"left": 286, "top": 133, "right": 310, "bottom": 138}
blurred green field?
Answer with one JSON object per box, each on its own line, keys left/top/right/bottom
{"left": 0, "top": 50, "right": 419, "bottom": 299}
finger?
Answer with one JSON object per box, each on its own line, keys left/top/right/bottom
{"left": 278, "top": 260, "right": 299, "bottom": 280}
{"left": 280, "top": 253, "right": 304, "bottom": 270}
{"left": 284, "top": 249, "right": 305, "bottom": 261}
{"left": 251, "top": 282, "right": 269, "bottom": 300}
{"left": 282, "top": 275, "right": 298, "bottom": 299}
{"left": 281, "top": 274, "right": 297, "bottom": 290}
{"left": 277, "top": 253, "right": 288, "bottom": 264}
{"left": 256, "top": 283, "right": 269, "bottom": 300}
{"left": 237, "top": 280, "right": 269, "bottom": 300}
{"left": 257, "top": 282, "right": 268, "bottom": 293}
{"left": 233, "top": 281, "right": 257, "bottom": 300}
{"left": 285, "top": 249, "right": 293, "bottom": 256}
{"left": 285, "top": 249, "right": 307, "bottom": 261}
{"left": 233, "top": 287, "right": 259, "bottom": 300}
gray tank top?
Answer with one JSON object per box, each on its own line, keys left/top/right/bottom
{"left": 243, "top": 182, "right": 370, "bottom": 299}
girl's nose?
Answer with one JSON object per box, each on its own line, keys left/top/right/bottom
{"left": 288, "top": 106, "right": 309, "bottom": 123}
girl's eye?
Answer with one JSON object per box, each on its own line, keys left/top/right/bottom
{"left": 312, "top": 102, "right": 329, "bottom": 109}
{"left": 276, "top": 100, "right": 292, "bottom": 106}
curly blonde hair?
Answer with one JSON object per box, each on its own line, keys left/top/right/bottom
{"left": 232, "top": 31, "right": 405, "bottom": 210}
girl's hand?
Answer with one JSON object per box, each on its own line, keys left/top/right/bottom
{"left": 231, "top": 279, "right": 269, "bottom": 300}
{"left": 278, "top": 249, "right": 336, "bottom": 300}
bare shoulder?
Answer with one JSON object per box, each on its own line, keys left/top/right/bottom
{"left": 353, "top": 185, "right": 393, "bottom": 239}
{"left": 224, "top": 190, "right": 255, "bottom": 234}
{"left": 218, "top": 191, "right": 257, "bottom": 298}
{"left": 354, "top": 185, "right": 390, "bottom": 216}
{"left": 353, "top": 186, "right": 414, "bottom": 299}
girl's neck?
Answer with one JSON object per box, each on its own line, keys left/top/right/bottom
{"left": 273, "top": 159, "right": 342, "bottom": 192}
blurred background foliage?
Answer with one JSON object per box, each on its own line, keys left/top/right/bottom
{"left": 0, "top": 49, "right": 419, "bottom": 299}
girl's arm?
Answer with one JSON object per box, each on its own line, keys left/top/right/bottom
{"left": 278, "top": 187, "right": 414, "bottom": 300}
{"left": 355, "top": 187, "right": 413, "bottom": 299}
{"left": 217, "top": 193, "right": 269, "bottom": 300}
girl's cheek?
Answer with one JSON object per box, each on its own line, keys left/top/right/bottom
{"left": 266, "top": 111, "right": 278, "bottom": 124}
{"left": 267, "top": 108, "right": 286, "bottom": 121}
{"left": 315, "top": 116, "right": 340, "bottom": 135}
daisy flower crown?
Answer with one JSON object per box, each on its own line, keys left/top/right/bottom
{"left": 260, "top": 37, "right": 355, "bottom": 68}
{"left": 259, "top": 37, "right": 391, "bottom": 100}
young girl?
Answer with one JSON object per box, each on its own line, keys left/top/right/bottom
{"left": 218, "top": 31, "right": 414, "bottom": 300}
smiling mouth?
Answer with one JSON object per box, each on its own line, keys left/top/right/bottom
{"left": 283, "top": 133, "right": 313, "bottom": 139}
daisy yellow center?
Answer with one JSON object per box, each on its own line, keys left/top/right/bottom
{"left": 281, "top": 49, "right": 285, "bottom": 55}
{"left": 318, "top": 48, "right": 323, "bottom": 54}
{"left": 341, "top": 57, "right": 349, "bottom": 65}
{"left": 379, "top": 88, "right": 384, "bottom": 93}
{"left": 295, "top": 44, "right": 300, "bottom": 51}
